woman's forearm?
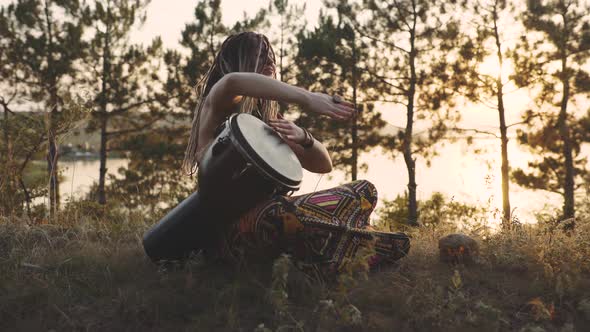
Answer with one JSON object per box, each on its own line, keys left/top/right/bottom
{"left": 208, "top": 72, "right": 354, "bottom": 122}
{"left": 284, "top": 137, "right": 332, "bottom": 174}
{"left": 226, "top": 72, "right": 311, "bottom": 107}
{"left": 225, "top": 72, "right": 335, "bottom": 172}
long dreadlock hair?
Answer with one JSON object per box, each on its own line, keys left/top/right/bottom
{"left": 183, "top": 31, "right": 279, "bottom": 175}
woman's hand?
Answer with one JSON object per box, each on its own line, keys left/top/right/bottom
{"left": 269, "top": 116, "right": 333, "bottom": 173}
{"left": 269, "top": 118, "right": 307, "bottom": 144}
{"left": 302, "top": 92, "right": 356, "bottom": 120}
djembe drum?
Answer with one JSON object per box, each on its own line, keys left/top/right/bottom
{"left": 143, "top": 113, "right": 303, "bottom": 262}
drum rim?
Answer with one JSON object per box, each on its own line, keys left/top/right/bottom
{"left": 228, "top": 113, "right": 302, "bottom": 190}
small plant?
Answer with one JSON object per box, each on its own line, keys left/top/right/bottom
{"left": 269, "top": 253, "right": 290, "bottom": 318}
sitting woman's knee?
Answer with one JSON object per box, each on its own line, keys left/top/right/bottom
{"left": 352, "top": 179, "right": 378, "bottom": 208}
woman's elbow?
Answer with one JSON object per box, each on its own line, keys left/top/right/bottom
{"left": 309, "top": 160, "right": 332, "bottom": 174}
{"left": 211, "top": 73, "right": 240, "bottom": 99}
{"left": 220, "top": 72, "right": 238, "bottom": 94}
{"left": 322, "top": 160, "right": 333, "bottom": 173}
{"left": 207, "top": 73, "right": 239, "bottom": 111}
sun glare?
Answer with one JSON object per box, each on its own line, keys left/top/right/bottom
{"left": 478, "top": 55, "right": 515, "bottom": 85}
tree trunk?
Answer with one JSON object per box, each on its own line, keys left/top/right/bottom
{"left": 18, "top": 141, "right": 41, "bottom": 218}
{"left": 98, "top": 112, "right": 108, "bottom": 205}
{"left": 47, "top": 116, "right": 59, "bottom": 216}
{"left": 558, "top": 11, "right": 575, "bottom": 222}
{"left": 351, "top": 32, "right": 358, "bottom": 181}
{"left": 559, "top": 55, "right": 575, "bottom": 221}
{"left": 498, "top": 92, "right": 510, "bottom": 225}
{"left": 19, "top": 177, "right": 32, "bottom": 217}
{"left": 404, "top": 7, "right": 418, "bottom": 226}
{"left": 493, "top": 4, "right": 511, "bottom": 227}
{"left": 98, "top": 3, "right": 111, "bottom": 205}
{"left": 2, "top": 104, "right": 10, "bottom": 162}
{"left": 45, "top": 0, "right": 60, "bottom": 218}
{"left": 279, "top": 14, "right": 284, "bottom": 82}
{"left": 2, "top": 103, "right": 15, "bottom": 214}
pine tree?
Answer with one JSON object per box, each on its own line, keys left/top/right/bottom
{"left": 81, "top": 0, "right": 171, "bottom": 205}
{"left": 180, "top": 0, "right": 269, "bottom": 112}
{"left": 0, "top": 58, "right": 43, "bottom": 216}
{"left": 455, "top": 0, "right": 520, "bottom": 227}
{"left": 295, "top": 5, "right": 389, "bottom": 181}
{"left": 0, "top": 6, "right": 20, "bottom": 214}
{"left": 177, "top": 0, "right": 269, "bottom": 146}
{"left": 511, "top": 0, "right": 590, "bottom": 222}
{"left": 0, "top": 0, "right": 87, "bottom": 218}
{"left": 266, "top": 0, "right": 306, "bottom": 84}
{"left": 180, "top": 0, "right": 228, "bottom": 98}
{"left": 101, "top": 45, "right": 195, "bottom": 213}
{"left": 346, "top": 0, "right": 463, "bottom": 225}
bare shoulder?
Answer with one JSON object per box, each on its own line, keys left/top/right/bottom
{"left": 200, "top": 92, "right": 241, "bottom": 129}
{"left": 195, "top": 93, "right": 241, "bottom": 163}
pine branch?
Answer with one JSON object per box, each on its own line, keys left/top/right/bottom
{"left": 391, "top": 0, "right": 412, "bottom": 31}
{"left": 0, "top": 98, "right": 16, "bottom": 114}
{"left": 475, "top": 72, "right": 496, "bottom": 87}
{"left": 364, "top": 67, "right": 408, "bottom": 93}
{"left": 19, "top": 134, "right": 47, "bottom": 174}
{"left": 349, "top": 22, "right": 409, "bottom": 53}
{"left": 506, "top": 113, "right": 542, "bottom": 128}
{"left": 109, "top": 96, "right": 168, "bottom": 116}
{"left": 1, "top": 75, "right": 20, "bottom": 105}
{"left": 106, "top": 114, "right": 164, "bottom": 137}
{"left": 449, "top": 126, "right": 499, "bottom": 138}
{"left": 358, "top": 98, "right": 407, "bottom": 105}
{"left": 471, "top": 94, "right": 499, "bottom": 110}
{"left": 418, "top": 20, "right": 445, "bottom": 39}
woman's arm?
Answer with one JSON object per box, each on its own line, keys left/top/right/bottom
{"left": 269, "top": 118, "right": 332, "bottom": 173}
{"left": 286, "top": 137, "right": 332, "bottom": 174}
{"left": 199, "top": 72, "right": 355, "bottom": 170}
{"left": 206, "top": 72, "right": 356, "bottom": 120}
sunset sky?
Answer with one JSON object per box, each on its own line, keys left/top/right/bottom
{"left": 129, "top": 0, "right": 538, "bottom": 133}
{"left": 0, "top": 0, "right": 537, "bottom": 131}
{"left": 130, "top": 0, "right": 321, "bottom": 49}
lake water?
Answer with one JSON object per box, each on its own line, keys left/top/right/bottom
{"left": 298, "top": 139, "right": 562, "bottom": 225}
{"left": 58, "top": 158, "right": 130, "bottom": 201}
{"left": 54, "top": 139, "right": 565, "bottom": 226}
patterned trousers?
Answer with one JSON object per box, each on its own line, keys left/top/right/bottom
{"left": 207, "top": 180, "right": 410, "bottom": 278}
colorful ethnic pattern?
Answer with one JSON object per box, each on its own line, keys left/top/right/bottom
{"left": 208, "top": 180, "right": 410, "bottom": 279}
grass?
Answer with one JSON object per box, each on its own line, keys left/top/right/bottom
{"left": 1, "top": 208, "right": 590, "bottom": 331}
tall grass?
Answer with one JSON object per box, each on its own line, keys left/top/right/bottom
{"left": 1, "top": 201, "right": 590, "bottom": 331}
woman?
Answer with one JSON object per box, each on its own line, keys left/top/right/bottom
{"left": 183, "top": 32, "right": 408, "bottom": 278}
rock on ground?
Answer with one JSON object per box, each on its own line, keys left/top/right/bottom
{"left": 438, "top": 233, "right": 479, "bottom": 264}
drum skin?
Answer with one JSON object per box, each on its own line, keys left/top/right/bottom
{"left": 143, "top": 113, "right": 303, "bottom": 262}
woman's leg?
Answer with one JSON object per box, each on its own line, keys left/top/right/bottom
{"left": 210, "top": 180, "right": 409, "bottom": 275}
{"left": 287, "top": 179, "right": 378, "bottom": 229}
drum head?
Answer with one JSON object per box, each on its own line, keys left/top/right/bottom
{"left": 230, "top": 113, "right": 302, "bottom": 189}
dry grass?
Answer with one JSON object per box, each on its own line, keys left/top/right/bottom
{"left": 1, "top": 208, "right": 590, "bottom": 331}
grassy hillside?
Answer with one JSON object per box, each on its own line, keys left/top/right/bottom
{"left": 1, "top": 208, "right": 590, "bottom": 331}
